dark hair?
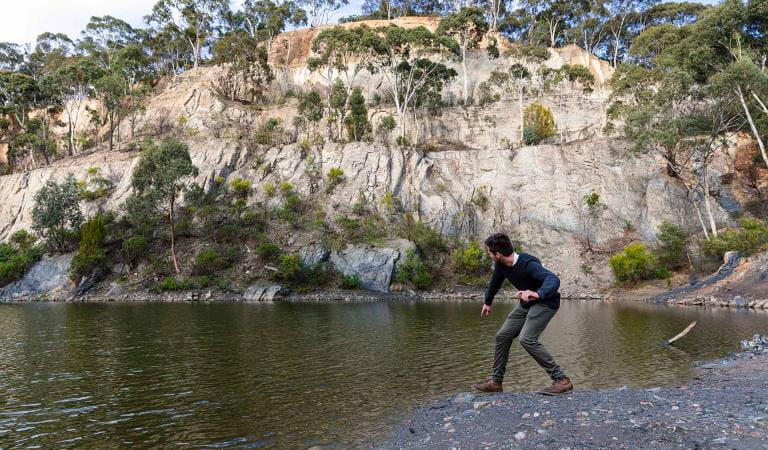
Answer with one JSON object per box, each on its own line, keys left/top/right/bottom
{"left": 484, "top": 233, "right": 515, "bottom": 256}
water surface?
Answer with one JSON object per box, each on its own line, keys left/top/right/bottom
{"left": 0, "top": 301, "right": 765, "bottom": 447}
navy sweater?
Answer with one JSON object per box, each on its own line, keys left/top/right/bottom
{"left": 484, "top": 253, "right": 561, "bottom": 309}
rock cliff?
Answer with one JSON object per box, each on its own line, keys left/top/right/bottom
{"left": 0, "top": 18, "right": 758, "bottom": 295}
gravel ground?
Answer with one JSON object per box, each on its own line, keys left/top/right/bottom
{"left": 385, "top": 348, "right": 768, "bottom": 449}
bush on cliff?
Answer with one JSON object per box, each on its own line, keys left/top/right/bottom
{"left": 396, "top": 249, "right": 433, "bottom": 290}
{"left": 699, "top": 218, "right": 768, "bottom": 262}
{"left": 523, "top": 103, "right": 557, "bottom": 145}
{"left": 610, "top": 242, "right": 669, "bottom": 283}
{"left": 31, "top": 173, "right": 84, "bottom": 253}
{"left": 70, "top": 214, "right": 110, "bottom": 282}
{"left": 0, "top": 230, "right": 44, "bottom": 288}
{"left": 655, "top": 221, "right": 690, "bottom": 270}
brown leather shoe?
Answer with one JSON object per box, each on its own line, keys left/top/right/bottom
{"left": 472, "top": 378, "right": 503, "bottom": 393}
{"left": 539, "top": 377, "right": 573, "bottom": 396}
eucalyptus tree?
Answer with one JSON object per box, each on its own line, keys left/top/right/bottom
{"left": 145, "top": 0, "right": 230, "bottom": 69}
{"left": 129, "top": 138, "right": 199, "bottom": 274}
{"left": 45, "top": 59, "right": 104, "bottom": 156}
{"left": 299, "top": 0, "right": 349, "bottom": 27}
{"left": 211, "top": 30, "right": 273, "bottom": 102}
{"left": 362, "top": 25, "right": 458, "bottom": 139}
{"left": 79, "top": 16, "right": 141, "bottom": 68}
{"left": 437, "top": 6, "right": 489, "bottom": 105}
{"left": 308, "top": 25, "right": 377, "bottom": 100}
{"left": 235, "top": 0, "right": 307, "bottom": 53}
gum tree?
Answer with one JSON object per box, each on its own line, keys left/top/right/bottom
{"left": 436, "top": 6, "right": 489, "bottom": 105}
{"left": 130, "top": 138, "right": 199, "bottom": 274}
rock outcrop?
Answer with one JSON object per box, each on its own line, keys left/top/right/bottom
{"left": 0, "top": 18, "right": 759, "bottom": 296}
{"left": 0, "top": 253, "right": 74, "bottom": 301}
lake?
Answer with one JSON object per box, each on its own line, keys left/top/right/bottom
{"left": 0, "top": 300, "right": 765, "bottom": 447}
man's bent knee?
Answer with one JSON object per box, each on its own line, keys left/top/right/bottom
{"left": 496, "top": 332, "right": 515, "bottom": 344}
{"left": 520, "top": 337, "right": 538, "bottom": 349}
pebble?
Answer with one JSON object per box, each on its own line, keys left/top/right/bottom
{"left": 474, "top": 401, "right": 490, "bottom": 411}
{"left": 542, "top": 420, "right": 555, "bottom": 428}
{"left": 522, "top": 413, "right": 531, "bottom": 419}
{"left": 457, "top": 410, "right": 478, "bottom": 420}
{"left": 453, "top": 393, "right": 475, "bottom": 404}
{"left": 533, "top": 412, "right": 540, "bottom": 418}
{"left": 514, "top": 431, "right": 526, "bottom": 441}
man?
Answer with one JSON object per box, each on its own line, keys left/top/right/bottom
{"left": 472, "top": 232, "right": 573, "bottom": 396}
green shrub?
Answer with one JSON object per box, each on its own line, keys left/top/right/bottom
{"left": 276, "top": 254, "right": 303, "bottom": 282}
{"left": 453, "top": 242, "right": 487, "bottom": 275}
{"left": 70, "top": 214, "right": 109, "bottom": 281}
{"left": 609, "top": 242, "right": 669, "bottom": 283}
{"left": 155, "top": 276, "right": 193, "bottom": 292}
{"left": 344, "top": 87, "right": 371, "bottom": 141}
{"left": 230, "top": 178, "right": 252, "bottom": 198}
{"left": 395, "top": 249, "right": 433, "bottom": 290}
{"left": 699, "top": 218, "right": 768, "bottom": 261}
{"left": 403, "top": 220, "right": 447, "bottom": 258}
{"left": 256, "top": 242, "right": 281, "bottom": 260}
{"left": 655, "top": 221, "right": 690, "bottom": 270}
{"left": 305, "top": 263, "right": 330, "bottom": 287}
{"left": 263, "top": 183, "right": 276, "bottom": 197}
{"left": 377, "top": 115, "right": 397, "bottom": 142}
{"left": 340, "top": 273, "right": 361, "bottom": 289}
{"left": 0, "top": 234, "right": 44, "bottom": 288}
{"left": 326, "top": 167, "right": 345, "bottom": 192}
{"left": 121, "top": 235, "right": 149, "bottom": 263}
{"left": 523, "top": 103, "right": 557, "bottom": 145}
{"left": 192, "top": 246, "right": 238, "bottom": 276}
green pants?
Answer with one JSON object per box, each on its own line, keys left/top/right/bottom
{"left": 491, "top": 303, "right": 566, "bottom": 383}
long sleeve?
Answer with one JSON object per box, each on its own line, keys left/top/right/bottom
{"left": 484, "top": 264, "right": 505, "bottom": 306}
{"left": 529, "top": 260, "right": 560, "bottom": 300}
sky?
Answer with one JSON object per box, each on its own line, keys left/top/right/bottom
{"left": 0, "top": 0, "right": 365, "bottom": 46}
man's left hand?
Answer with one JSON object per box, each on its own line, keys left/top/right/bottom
{"left": 518, "top": 290, "right": 540, "bottom": 302}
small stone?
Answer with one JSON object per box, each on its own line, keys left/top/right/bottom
{"left": 474, "top": 401, "right": 490, "bottom": 411}
{"left": 542, "top": 420, "right": 555, "bottom": 428}
{"left": 514, "top": 431, "right": 526, "bottom": 441}
{"left": 533, "top": 412, "right": 540, "bottom": 418}
{"left": 522, "top": 413, "right": 531, "bottom": 419}
{"left": 457, "top": 409, "right": 478, "bottom": 420}
{"left": 453, "top": 392, "right": 475, "bottom": 404}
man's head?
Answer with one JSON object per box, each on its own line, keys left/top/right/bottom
{"left": 484, "top": 232, "right": 515, "bottom": 262}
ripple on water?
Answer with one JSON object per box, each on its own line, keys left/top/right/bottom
{"left": 0, "top": 301, "right": 765, "bottom": 447}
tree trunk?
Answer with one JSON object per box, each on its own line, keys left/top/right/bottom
{"left": 170, "top": 198, "right": 180, "bottom": 274}
{"left": 461, "top": 46, "right": 469, "bottom": 105}
{"left": 109, "top": 113, "right": 114, "bottom": 151}
{"left": 67, "top": 118, "right": 74, "bottom": 156}
{"left": 702, "top": 166, "right": 719, "bottom": 237}
{"left": 736, "top": 87, "right": 768, "bottom": 168}
{"left": 518, "top": 86, "right": 525, "bottom": 147}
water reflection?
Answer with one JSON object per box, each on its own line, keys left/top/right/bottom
{"left": 0, "top": 301, "right": 765, "bottom": 447}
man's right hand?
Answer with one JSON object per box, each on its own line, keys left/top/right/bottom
{"left": 481, "top": 304, "right": 492, "bottom": 317}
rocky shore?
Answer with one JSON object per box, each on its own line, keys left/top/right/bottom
{"left": 651, "top": 251, "right": 768, "bottom": 310}
{"left": 385, "top": 336, "right": 768, "bottom": 449}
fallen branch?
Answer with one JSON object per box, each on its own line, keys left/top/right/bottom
{"left": 663, "top": 321, "right": 697, "bottom": 346}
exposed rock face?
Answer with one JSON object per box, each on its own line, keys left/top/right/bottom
{"left": 300, "top": 243, "right": 331, "bottom": 267}
{"left": 330, "top": 244, "right": 402, "bottom": 292}
{"left": 654, "top": 250, "right": 768, "bottom": 307}
{"left": 243, "top": 284, "right": 285, "bottom": 302}
{"left": 0, "top": 253, "right": 73, "bottom": 301}
{"left": 0, "top": 20, "right": 756, "bottom": 295}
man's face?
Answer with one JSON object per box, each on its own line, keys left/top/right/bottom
{"left": 486, "top": 247, "right": 501, "bottom": 262}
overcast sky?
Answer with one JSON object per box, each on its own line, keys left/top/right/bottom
{"left": 0, "top": 0, "right": 364, "bottom": 46}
